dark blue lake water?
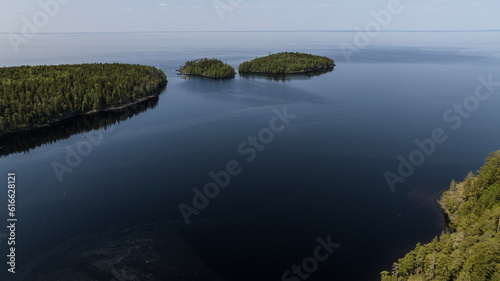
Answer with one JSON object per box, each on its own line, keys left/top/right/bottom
{"left": 1, "top": 31, "right": 500, "bottom": 280}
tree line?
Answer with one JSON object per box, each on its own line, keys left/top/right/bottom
{"left": 381, "top": 151, "right": 500, "bottom": 281}
{"left": 238, "top": 52, "right": 335, "bottom": 74}
{"left": 0, "top": 97, "right": 158, "bottom": 157}
{"left": 180, "top": 58, "right": 236, "bottom": 79}
{"left": 179, "top": 53, "right": 334, "bottom": 79}
{"left": 0, "top": 63, "right": 167, "bottom": 134}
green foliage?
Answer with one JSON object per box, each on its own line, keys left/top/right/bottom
{"left": 179, "top": 58, "right": 235, "bottom": 79}
{"left": 382, "top": 151, "right": 500, "bottom": 280}
{"left": 0, "top": 63, "right": 167, "bottom": 134}
{"left": 238, "top": 52, "right": 334, "bottom": 74}
{"left": 381, "top": 271, "right": 398, "bottom": 281}
{"left": 0, "top": 97, "right": 158, "bottom": 157}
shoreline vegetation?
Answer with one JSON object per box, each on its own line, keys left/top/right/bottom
{"left": 177, "top": 58, "right": 236, "bottom": 79}
{"left": 381, "top": 152, "right": 500, "bottom": 281}
{"left": 0, "top": 97, "right": 159, "bottom": 157}
{"left": 0, "top": 63, "right": 167, "bottom": 135}
{"left": 238, "top": 52, "right": 335, "bottom": 74}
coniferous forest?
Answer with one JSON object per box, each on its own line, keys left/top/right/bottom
{"left": 0, "top": 63, "right": 167, "bottom": 134}
{"left": 0, "top": 97, "right": 158, "bottom": 157}
{"left": 381, "top": 152, "right": 500, "bottom": 281}
{"left": 179, "top": 58, "right": 236, "bottom": 79}
{"left": 238, "top": 52, "right": 335, "bottom": 74}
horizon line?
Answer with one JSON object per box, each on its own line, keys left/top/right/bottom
{"left": 1, "top": 29, "right": 500, "bottom": 35}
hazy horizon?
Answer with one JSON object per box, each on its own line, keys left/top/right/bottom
{"left": 3, "top": 29, "right": 500, "bottom": 35}
{"left": 1, "top": 0, "right": 499, "bottom": 34}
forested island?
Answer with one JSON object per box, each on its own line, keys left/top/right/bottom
{"left": 0, "top": 98, "right": 158, "bottom": 157}
{"left": 238, "top": 52, "right": 335, "bottom": 74}
{"left": 178, "top": 58, "right": 236, "bottom": 79}
{"left": 0, "top": 63, "right": 167, "bottom": 135}
{"left": 381, "top": 152, "right": 500, "bottom": 281}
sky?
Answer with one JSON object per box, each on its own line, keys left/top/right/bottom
{"left": 0, "top": 0, "right": 499, "bottom": 33}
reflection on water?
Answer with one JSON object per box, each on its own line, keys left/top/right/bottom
{"left": 239, "top": 68, "right": 334, "bottom": 82}
{"left": 2, "top": 31, "right": 500, "bottom": 281}
{"left": 0, "top": 97, "right": 160, "bottom": 158}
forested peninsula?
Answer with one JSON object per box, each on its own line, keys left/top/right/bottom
{"left": 0, "top": 63, "right": 167, "bottom": 135}
{"left": 381, "top": 152, "right": 500, "bottom": 281}
{"left": 178, "top": 58, "right": 236, "bottom": 79}
{"left": 238, "top": 52, "right": 335, "bottom": 74}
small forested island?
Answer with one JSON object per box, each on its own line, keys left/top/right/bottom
{"left": 238, "top": 52, "right": 334, "bottom": 74}
{"left": 178, "top": 58, "right": 236, "bottom": 79}
{"left": 381, "top": 152, "right": 500, "bottom": 281}
{"left": 0, "top": 63, "right": 167, "bottom": 135}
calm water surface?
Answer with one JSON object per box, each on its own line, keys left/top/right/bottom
{"left": 1, "top": 32, "right": 500, "bottom": 280}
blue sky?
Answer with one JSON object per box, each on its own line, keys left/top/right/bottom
{"left": 0, "top": 0, "right": 499, "bottom": 33}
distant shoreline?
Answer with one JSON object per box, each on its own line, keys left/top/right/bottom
{"left": 2, "top": 30, "right": 500, "bottom": 35}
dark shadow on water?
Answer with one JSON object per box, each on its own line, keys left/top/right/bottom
{"left": 0, "top": 96, "right": 160, "bottom": 158}
{"left": 20, "top": 221, "right": 227, "bottom": 281}
{"left": 179, "top": 75, "right": 332, "bottom": 106}
{"left": 239, "top": 68, "right": 334, "bottom": 82}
